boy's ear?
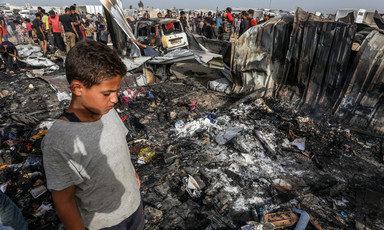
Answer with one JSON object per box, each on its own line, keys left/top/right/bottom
{"left": 70, "top": 80, "right": 85, "bottom": 96}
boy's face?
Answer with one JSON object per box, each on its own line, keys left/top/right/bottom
{"left": 74, "top": 76, "right": 122, "bottom": 117}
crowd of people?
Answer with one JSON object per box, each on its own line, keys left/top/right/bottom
{"left": 0, "top": 4, "right": 109, "bottom": 73}
{"left": 155, "top": 7, "right": 273, "bottom": 41}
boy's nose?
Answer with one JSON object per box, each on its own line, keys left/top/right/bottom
{"left": 110, "top": 92, "right": 118, "bottom": 103}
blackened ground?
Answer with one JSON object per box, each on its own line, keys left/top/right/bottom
{"left": 0, "top": 62, "right": 383, "bottom": 230}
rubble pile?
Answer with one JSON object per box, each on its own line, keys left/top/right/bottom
{"left": 0, "top": 64, "right": 383, "bottom": 229}
{"left": 0, "top": 73, "right": 66, "bottom": 229}
{"left": 110, "top": 77, "right": 384, "bottom": 229}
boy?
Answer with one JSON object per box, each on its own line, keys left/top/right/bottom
{"left": 24, "top": 19, "right": 33, "bottom": 44}
{"left": 130, "top": 37, "right": 159, "bottom": 57}
{"left": 32, "top": 13, "right": 47, "bottom": 56}
{"left": 42, "top": 40, "right": 144, "bottom": 230}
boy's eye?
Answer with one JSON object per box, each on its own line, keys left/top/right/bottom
{"left": 103, "top": 93, "right": 111, "bottom": 96}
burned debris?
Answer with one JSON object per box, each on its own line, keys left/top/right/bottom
{"left": 1, "top": 2, "right": 384, "bottom": 230}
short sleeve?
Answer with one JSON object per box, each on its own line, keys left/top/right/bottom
{"left": 42, "top": 144, "right": 84, "bottom": 191}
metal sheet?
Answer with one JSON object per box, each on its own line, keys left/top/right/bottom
{"left": 231, "top": 7, "right": 384, "bottom": 134}
{"left": 99, "top": 0, "right": 141, "bottom": 57}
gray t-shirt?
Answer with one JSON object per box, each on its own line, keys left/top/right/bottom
{"left": 42, "top": 109, "right": 141, "bottom": 229}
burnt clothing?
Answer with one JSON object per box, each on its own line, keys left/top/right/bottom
{"left": 239, "top": 19, "right": 249, "bottom": 37}
{"left": 59, "top": 14, "right": 75, "bottom": 33}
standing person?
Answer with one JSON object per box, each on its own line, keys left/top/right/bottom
{"left": 225, "top": 7, "right": 234, "bottom": 23}
{"left": 42, "top": 39, "right": 144, "bottom": 230}
{"left": 216, "top": 14, "right": 222, "bottom": 30}
{"left": 239, "top": 11, "right": 249, "bottom": 37}
{"left": 49, "top": 10, "right": 65, "bottom": 52}
{"left": 203, "top": 17, "right": 213, "bottom": 39}
{"left": 0, "top": 13, "right": 7, "bottom": 41}
{"left": 248, "top": 9, "right": 257, "bottom": 28}
{"left": 198, "top": 16, "right": 204, "bottom": 35}
{"left": 0, "top": 41, "right": 25, "bottom": 73}
{"left": 234, "top": 14, "right": 241, "bottom": 37}
{"left": 222, "top": 16, "right": 232, "bottom": 41}
{"left": 32, "top": 13, "right": 47, "bottom": 56}
{"left": 14, "top": 20, "right": 25, "bottom": 44}
{"left": 41, "top": 9, "right": 50, "bottom": 34}
{"left": 211, "top": 21, "right": 218, "bottom": 39}
{"left": 84, "top": 21, "right": 93, "bottom": 40}
{"left": 99, "top": 24, "right": 108, "bottom": 45}
{"left": 25, "top": 19, "right": 33, "bottom": 44}
{"left": 60, "top": 7, "right": 78, "bottom": 53}
{"left": 165, "top": 9, "right": 173, "bottom": 18}
{"left": 179, "top": 11, "right": 190, "bottom": 31}
{"left": 70, "top": 5, "right": 84, "bottom": 42}
{"left": 157, "top": 12, "right": 163, "bottom": 18}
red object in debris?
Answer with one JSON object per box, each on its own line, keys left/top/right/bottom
{"left": 25, "top": 143, "right": 33, "bottom": 151}
{"left": 121, "top": 116, "right": 128, "bottom": 122}
{"left": 344, "top": 145, "right": 351, "bottom": 149}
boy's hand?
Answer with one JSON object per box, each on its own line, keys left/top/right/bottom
{"left": 52, "top": 186, "right": 85, "bottom": 230}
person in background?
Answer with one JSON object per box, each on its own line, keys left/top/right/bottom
{"left": 198, "top": 16, "right": 204, "bottom": 35}
{"left": 49, "top": 10, "right": 65, "bottom": 52}
{"left": 248, "top": 9, "right": 257, "bottom": 28}
{"left": 165, "top": 9, "right": 173, "bottom": 18}
{"left": 211, "top": 21, "right": 218, "bottom": 39}
{"left": 179, "top": 11, "right": 190, "bottom": 31}
{"left": 203, "top": 17, "right": 213, "bottom": 39}
{"left": 84, "top": 21, "right": 93, "bottom": 40}
{"left": 130, "top": 37, "right": 158, "bottom": 57}
{"left": 0, "top": 41, "right": 26, "bottom": 73}
{"left": 157, "top": 12, "right": 163, "bottom": 18}
{"left": 239, "top": 11, "right": 249, "bottom": 37}
{"left": 60, "top": 7, "right": 78, "bottom": 53}
{"left": 14, "top": 20, "right": 25, "bottom": 44}
{"left": 0, "top": 13, "right": 7, "bottom": 41}
{"left": 41, "top": 9, "right": 50, "bottom": 34}
{"left": 99, "top": 24, "right": 109, "bottom": 45}
{"left": 25, "top": 18, "right": 33, "bottom": 44}
{"left": 32, "top": 13, "right": 47, "bottom": 56}
{"left": 225, "top": 7, "right": 234, "bottom": 23}
{"left": 222, "top": 15, "right": 232, "bottom": 41}
{"left": 216, "top": 14, "right": 222, "bottom": 30}
{"left": 71, "top": 5, "right": 84, "bottom": 42}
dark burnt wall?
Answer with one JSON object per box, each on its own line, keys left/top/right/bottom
{"left": 231, "top": 7, "right": 384, "bottom": 134}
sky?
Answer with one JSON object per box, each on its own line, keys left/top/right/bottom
{"left": 2, "top": 0, "right": 384, "bottom": 13}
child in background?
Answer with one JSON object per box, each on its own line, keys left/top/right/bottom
{"left": 84, "top": 21, "right": 93, "bottom": 40}
{"left": 25, "top": 19, "right": 33, "bottom": 44}
{"left": 14, "top": 20, "right": 25, "bottom": 44}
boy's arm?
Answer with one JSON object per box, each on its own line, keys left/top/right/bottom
{"left": 130, "top": 38, "right": 146, "bottom": 49}
{"left": 52, "top": 186, "right": 85, "bottom": 230}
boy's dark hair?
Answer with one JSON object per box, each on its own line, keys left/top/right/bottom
{"left": 226, "top": 7, "right": 232, "bottom": 13}
{"left": 70, "top": 5, "right": 76, "bottom": 11}
{"left": 65, "top": 40, "right": 127, "bottom": 88}
{"left": 41, "top": 9, "right": 46, "bottom": 14}
{"left": 242, "top": 11, "right": 248, "bottom": 16}
{"left": 248, "top": 9, "right": 254, "bottom": 15}
{"left": 13, "top": 20, "right": 18, "bottom": 24}
{"left": 65, "top": 7, "right": 70, "bottom": 12}
{"left": 180, "top": 11, "right": 185, "bottom": 16}
{"left": 35, "top": 13, "right": 41, "bottom": 18}
{"left": 25, "top": 18, "right": 30, "bottom": 23}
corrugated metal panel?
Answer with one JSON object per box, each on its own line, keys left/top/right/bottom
{"left": 231, "top": 7, "right": 384, "bottom": 134}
